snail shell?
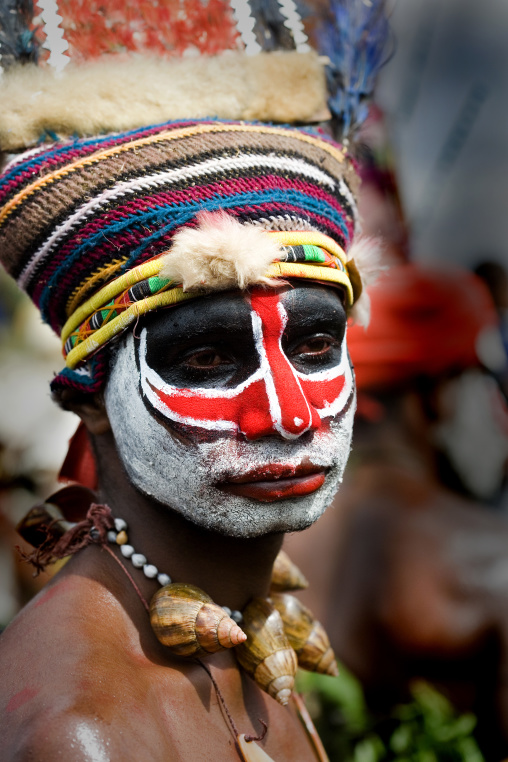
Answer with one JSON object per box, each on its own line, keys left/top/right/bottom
{"left": 270, "top": 593, "right": 338, "bottom": 677}
{"left": 270, "top": 550, "right": 308, "bottom": 592}
{"left": 150, "top": 583, "right": 246, "bottom": 657}
{"left": 235, "top": 597, "right": 297, "bottom": 706}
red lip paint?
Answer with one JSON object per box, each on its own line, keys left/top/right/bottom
{"left": 219, "top": 470, "right": 326, "bottom": 502}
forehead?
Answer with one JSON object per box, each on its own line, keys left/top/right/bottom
{"left": 141, "top": 282, "right": 346, "bottom": 341}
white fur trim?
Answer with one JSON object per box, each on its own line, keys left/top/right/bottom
{"left": 0, "top": 51, "right": 327, "bottom": 151}
{"left": 160, "top": 211, "right": 283, "bottom": 291}
{"left": 347, "top": 236, "right": 386, "bottom": 327}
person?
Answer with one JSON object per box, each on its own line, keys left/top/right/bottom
{"left": 0, "top": 1, "right": 389, "bottom": 758}
{"left": 286, "top": 263, "right": 508, "bottom": 759}
{"left": 474, "top": 259, "right": 508, "bottom": 401}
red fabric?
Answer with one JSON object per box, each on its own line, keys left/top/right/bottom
{"left": 45, "top": 484, "right": 97, "bottom": 523}
{"left": 59, "top": 421, "right": 98, "bottom": 489}
{"left": 54, "top": 0, "right": 240, "bottom": 62}
{"left": 348, "top": 264, "right": 499, "bottom": 391}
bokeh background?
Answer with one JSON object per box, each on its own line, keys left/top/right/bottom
{"left": 377, "top": 0, "right": 508, "bottom": 270}
{"left": 0, "top": 1, "right": 507, "bottom": 758}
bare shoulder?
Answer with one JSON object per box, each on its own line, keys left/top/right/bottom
{"left": 8, "top": 713, "right": 134, "bottom": 762}
{"left": 0, "top": 568, "right": 173, "bottom": 761}
{"left": 8, "top": 706, "right": 185, "bottom": 761}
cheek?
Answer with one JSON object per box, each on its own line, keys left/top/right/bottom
{"left": 328, "top": 389, "right": 356, "bottom": 442}
{"left": 105, "top": 336, "right": 356, "bottom": 534}
{"left": 298, "top": 365, "right": 349, "bottom": 414}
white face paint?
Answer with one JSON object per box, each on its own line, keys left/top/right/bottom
{"left": 104, "top": 287, "right": 356, "bottom": 537}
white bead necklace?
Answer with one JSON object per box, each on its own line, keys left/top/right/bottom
{"left": 105, "top": 516, "right": 243, "bottom": 624}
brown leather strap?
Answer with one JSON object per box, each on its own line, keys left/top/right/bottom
{"left": 293, "top": 692, "right": 330, "bottom": 762}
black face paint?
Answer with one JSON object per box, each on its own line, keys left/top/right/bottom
{"left": 104, "top": 283, "right": 356, "bottom": 537}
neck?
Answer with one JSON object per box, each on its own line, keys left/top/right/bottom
{"left": 93, "top": 432, "right": 283, "bottom": 612}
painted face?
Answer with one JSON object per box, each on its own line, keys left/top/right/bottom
{"left": 105, "top": 284, "right": 356, "bottom": 537}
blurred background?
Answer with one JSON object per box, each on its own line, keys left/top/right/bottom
{"left": 376, "top": 0, "right": 508, "bottom": 271}
{"left": 285, "top": 3, "right": 508, "bottom": 758}
{"left": 1, "top": 0, "right": 507, "bottom": 759}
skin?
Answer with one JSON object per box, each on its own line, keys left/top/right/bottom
{"left": 286, "top": 386, "right": 508, "bottom": 760}
{"left": 105, "top": 285, "right": 355, "bottom": 537}
{"left": 0, "top": 282, "right": 352, "bottom": 761}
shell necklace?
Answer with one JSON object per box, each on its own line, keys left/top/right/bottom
{"left": 102, "top": 513, "right": 337, "bottom": 701}
{"left": 19, "top": 499, "right": 331, "bottom": 761}
{"left": 105, "top": 515, "right": 245, "bottom": 623}
{"left": 102, "top": 515, "right": 331, "bottom": 762}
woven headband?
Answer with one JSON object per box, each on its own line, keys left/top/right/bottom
{"left": 62, "top": 229, "right": 357, "bottom": 369}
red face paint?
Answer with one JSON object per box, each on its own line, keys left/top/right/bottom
{"left": 6, "top": 687, "right": 39, "bottom": 713}
{"left": 140, "top": 288, "right": 352, "bottom": 440}
{"left": 106, "top": 284, "right": 355, "bottom": 534}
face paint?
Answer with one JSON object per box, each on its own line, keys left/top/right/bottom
{"left": 140, "top": 289, "right": 351, "bottom": 440}
{"left": 104, "top": 285, "right": 356, "bottom": 537}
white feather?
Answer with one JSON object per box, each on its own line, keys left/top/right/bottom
{"left": 160, "top": 212, "right": 283, "bottom": 292}
{"left": 347, "top": 236, "right": 386, "bottom": 327}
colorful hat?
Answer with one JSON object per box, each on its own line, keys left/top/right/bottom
{"left": 0, "top": 0, "right": 389, "bottom": 393}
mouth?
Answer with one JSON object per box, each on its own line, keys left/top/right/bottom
{"left": 218, "top": 462, "right": 327, "bottom": 502}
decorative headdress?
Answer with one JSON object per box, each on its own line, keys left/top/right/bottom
{"left": 6, "top": 2, "right": 392, "bottom": 722}
{"left": 0, "top": 0, "right": 389, "bottom": 394}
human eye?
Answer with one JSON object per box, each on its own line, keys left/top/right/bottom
{"left": 291, "top": 335, "right": 336, "bottom": 357}
{"left": 183, "top": 347, "right": 234, "bottom": 370}
{"left": 288, "top": 333, "right": 341, "bottom": 367}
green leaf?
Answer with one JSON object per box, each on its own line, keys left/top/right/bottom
{"left": 296, "top": 662, "right": 369, "bottom": 731}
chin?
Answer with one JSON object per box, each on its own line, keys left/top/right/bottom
{"left": 134, "top": 462, "right": 346, "bottom": 539}
{"left": 105, "top": 338, "right": 355, "bottom": 538}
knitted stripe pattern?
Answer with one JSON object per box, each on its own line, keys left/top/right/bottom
{"left": 63, "top": 243, "right": 350, "bottom": 369}
{"left": 0, "top": 119, "right": 359, "bottom": 392}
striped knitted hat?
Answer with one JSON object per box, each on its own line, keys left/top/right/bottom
{"left": 0, "top": 1, "right": 388, "bottom": 393}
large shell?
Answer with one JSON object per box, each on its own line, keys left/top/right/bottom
{"left": 235, "top": 597, "right": 297, "bottom": 706}
{"left": 270, "top": 550, "right": 308, "bottom": 592}
{"left": 270, "top": 593, "right": 338, "bottom": 677}
{"left": 150, "top": 583, "right": 246, "bottom": 657}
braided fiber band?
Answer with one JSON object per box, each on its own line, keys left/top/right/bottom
{"left": 63, "top": 235, "right": 354, "bottom": 369}
{"left": 0, "top": 118, "right": 359, "bottom": 392}
{"left": 61, "top": 229, "right": 350, "bottom": 348}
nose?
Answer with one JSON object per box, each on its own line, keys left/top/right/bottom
{"left": 237, "top": 374, "right": 321, "bottom": 441}
{"left": 238, "top": 291, "right": 321, "bottom": 441}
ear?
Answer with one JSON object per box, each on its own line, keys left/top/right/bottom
{"left": 75, "top": 395, "right": 111, "bottom": 435}
{"left": 55, "top": 389, "right": 111, "bottom": 435}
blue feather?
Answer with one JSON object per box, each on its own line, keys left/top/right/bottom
{"left": 0, "top": 0, "right": 38, "bottom": 69}
{"left": 315, "top": 0, "right": 390, "bottom": 137}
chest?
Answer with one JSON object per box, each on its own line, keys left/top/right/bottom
{"left": 137, "top": 661, "right": 322, "bottom": 762}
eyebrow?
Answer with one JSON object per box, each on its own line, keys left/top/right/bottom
{"left": 144, "top": 286, "right": 344, "bottom": 345}
{"left": 282, "top": 289, "right": 345, "bottom": 322}
{"left": 144, "top": 299, "right": 252, "bottom": 344}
